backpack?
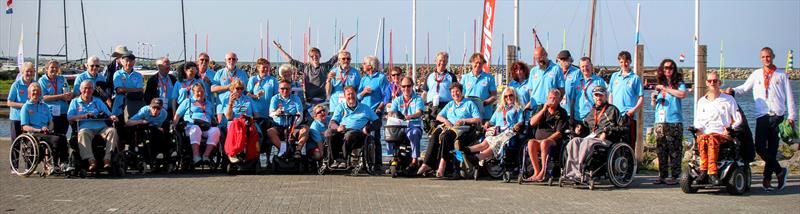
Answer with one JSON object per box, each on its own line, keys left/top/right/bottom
{"left": 224, "top": 116, "right": 260, "bottom": 161}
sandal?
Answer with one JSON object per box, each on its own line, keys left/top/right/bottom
{"left": 665, "top": 178, "right": 678, "bottom": 185}
{"left": 653, "top": 178, "right": 666, "bottom": 185}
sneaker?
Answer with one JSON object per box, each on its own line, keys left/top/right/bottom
{"left": 709, "top": 174, "right": 720, "bottom": 185}
{"left": 193, "top": 156, "right": 202, "bottom": 165}
{"left": 338, "top": 161, "right": 348, "bottom": 169}
{"left": 777, "top": 168, "right": 789, "bottom": 191}
{"left": 762, "top": 178, "right": 774, "bottom": 192}
{"left": 155, "top": 153, "right": 164, "bottom": 160}
{"left": 293, "top": 150, "right": 302, "bottom": 159}
{"left": 171, "top": 151, "right": 178, "bottom": 158}
{"left": 695, "top": 172, "right": 708, "bottom": 185}
{"left": 229, "top": 156, "right": 241, "bottom": 164}
{"left": 332, "top": 159, "right": 343, "bottom": 169}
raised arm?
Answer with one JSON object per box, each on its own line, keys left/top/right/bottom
{"left": 272, "top": 41, "right": 295, "bottom": 63}
{"left": 339, "top": 34, "right": 356, "bottom": 51}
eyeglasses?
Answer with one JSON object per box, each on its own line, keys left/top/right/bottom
{"left": 88, "top": 64, "right": 101, "bottom": 68}
{"left": 234, "top": 87, "right": 244, "bottom": 90}
{"left": 706, "top": 79, "right": 719, "bottom": 84}
{"left": 401, "top": 85, "right": 412, "bottom": 88}
{"left": 391, "top": 73, "right": 401, "bottom": 76}
{"left": 340, "top": 58, "right": 351, "bottom": 61}
{"left": 279, "top": 87, "right": 291, "bottom": 90}
{"left": 503, "top": 95, "right": 515, "bottom": 98}
{"left": 315, "top": 110, "right": 326, "bottom": 115}
{"left": 198, "top": 59, "right": 208, "bottom": 62}
{"left": 664, "top": 66, "right": 674, "bottom": 70}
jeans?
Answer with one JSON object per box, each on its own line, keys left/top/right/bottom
{"left": 755, "top": 115, "right": 784, "bottom": 180}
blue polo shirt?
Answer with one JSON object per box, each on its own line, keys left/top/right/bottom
{"left": 172, "top": 79, "right": 210, "bottom": 106}
{"left": 130, "top": 106, "right": 168, "bottom": 127}
{"left": 608, "top": 70, "right": 643, "bottom": 116}
{"left": 269, "top": 94, "right": 304, "bottom": 127}
{"left": 508, "top": 79, "right": 531, "bottom": 106}
{"left": 175, "top": 98, "right": 215, "bottom": 124}
{"left": 38, "top": 75, "right": 70, "bottom": 116}
{"left": 574, "top": 75, "right": 608, "bottom": 120}
{"left": 489, "top": 106, "right": 525, "bottom": 130}
{"left": 331, "top": 102, "right": 379, "bottom": 130}
{"left": 561, "top": 66, "right": 581, "bottom": 116}
{"left": 199, "top": 68, "right": 216, "bottom": 83}
{"left": 527, "top": 60, "right": 564, "bottom": 107}
{"left": 460, "top": 71, "right": 497, "bottom": 119}
{"left": 153, "top": 73, "right": 175, "bottom": 102}
{"left": 309, "top": 118, "right": 329, "bottom": 144}
{"left": 20, "top": 101, "right": 52, "bottom": 129}
{"left": 212, "top": 68, "right": 249, "bottom": 111}
{"left": 328, "top": 66, "right": 361, "bottom": 111}
{"left": 112, "top": 69, "right": 145, "bottom": 116}
{"left": 437, "top": 99, "right": 481, "bottom": 124}
{"left": 72, "top": 71, "right": 106, "bottom": 95}
{"left": 223, "top": 95, "right": 255, "bottom": 119}
{"left": 68, "top": 97, "right": 113, "bottom": 130}
{"left": 358, "top": 72, "right": 388, "bottom": 111}
{"left": 247, "top": 75, "right": 279, "bottom": 118}
{"left": 383, "top": 82, "right": 401, "bottom": 106}
{"left": 7, "top": 79, "right": 33, "bottom": 121}
{"left": 654, "top": 82, "right": 686, "bottom": 123}
{"left": 388, "top": 94, "right": 426, "bottom": 126}
{"left": 425, "top": 71, "right": 456, "bottom": 104}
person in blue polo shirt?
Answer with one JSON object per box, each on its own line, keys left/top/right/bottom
{"left": 247, "top": 58, "right": 279, "bottom": 152}
{"left": 68, "top": 80, "right": 120, "bottom": 171}
{"left": 174, "top": 83, "right": 220, "bottom": 165}
{"left": 325, "top": 51, "right": 361, "bottom": 112}
{"left": 39, "top": 60, "right": 72, "bottom": 137}
{"left": 126, "top": 98, "right": 170, "bottom": 164}
{"left": 464, "top": 87, "right": 525, "bottom": 164}
{"left": 574, "top": 57, "right": 608, "bottom": 124}
{"left": 7, "top": 62, "right": 36, "bottom": 140}
{"left": 557, "top": 50, "right": 581, "bottom": 118}
{"left": 212, "top": 52, "right": 249, "bottom": 118}
{"left": 266, "top": 80, "right": 309, "bottom": 159}
{"left": 327, "top": 86, "right": 379, "bottom": 169}
{"left": 508, "top": 61, "right": 531, "bottom": 110}
{"left": 417, "top": 83, "right": 482, "bottom": 178}
{"left": 111, "top": 52, "right": 145, "bottom": 117}
{"left": 387, "top": 77, "right": 426, "bottom": 167}
{"left": 460, "top": 53, "right": 497, "bottom": 120}
{"left": 423, "top": 52, "right": 457, "bottom": 109}
{"left": 72, "top": 56, "right": 108, "bottom": 100}
{"left": 20, "top": 84, "right": 69, "bottom": 166}
{"left": 527, "top": 47, "right": 565, "bottom": 109}
{"left": 608, "top": 51, "right": 643, "bottom": 146}
{"left": 223, "top": 79, "right": 257, "bottom": 122}
{"left": 358, "top": 55, "right": 389, "bottom": 172}
{"left": 172, "top": 62, "right": 209, "bottom": 113}
{"left": 650, "top": 59, "right": 687, "bottom": 185}
{"left": 307, "top": 104, "right": 330, "bottom": 161}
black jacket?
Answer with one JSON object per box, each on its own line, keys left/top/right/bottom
{"left": 144, "top": 73, "right": 176, "bottom": 106}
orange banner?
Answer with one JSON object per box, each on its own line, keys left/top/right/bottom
{"left": 480, "top": 0, "right": 496, "bottom": 73}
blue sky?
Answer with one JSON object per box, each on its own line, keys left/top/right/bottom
{"left": 1, "top": 0, "right": 798, "bottom": 68}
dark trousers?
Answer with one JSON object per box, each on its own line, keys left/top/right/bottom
{"left": 629, "top": 119, "right": 638, "bottom": 148}
{"left": 52, "top": 115, "right": 69, "bottom": 136}
{"left": 328, "top": 129, "right": 366, "bottom": 160}
{"left": 368, "top": 118, "right": 383, "bottom": 169}
{"left": 142, "top": 126, "right": 170, "bottom": 163}
{"left": 254, "top": 117, "right": 273, "bottom": 154}
{"left": 32, "top": 133, "right": 69, "bottom": 163}
{"left": 10, "top": 120, "right": 21, "bottom": 141}
{"left": 423, "top": 127, "right": 461, "bottom": 171}
{"left": 755, "top": 115, "right": 784, "bottom": 180}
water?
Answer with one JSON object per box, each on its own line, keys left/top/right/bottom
{"left": 2, "top": 80, "right": 798, "bottom": 157}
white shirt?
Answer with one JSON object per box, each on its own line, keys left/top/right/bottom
{"left": 733, "top": 68, "right": 796, "bottom": 120}
{"left": 694, "top": 93, "right": 743, "bottom": 135}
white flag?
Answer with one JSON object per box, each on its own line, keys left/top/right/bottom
{"left": 15, "top": 24, "right": 23, "bottom": 80}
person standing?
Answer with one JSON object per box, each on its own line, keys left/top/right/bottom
{"left": 527, "top": 47, "right": 565, "bottom": 109}
{"left": 7, "top": 62, "right": 36, "bottom": 140}
{"left": 144, "top": 57, "right": 176, "bottom": 126}
{"left": 573, "top": 57, "right": 607, "bottom": 126}
{"left": 650, "top": 59, "right": 687, "bottom": 185}
{"left": 556, "top": 50, "right": 581, "bottom": 119}
{"left": 726, "top": 47, "right": 796, "bottom": 191}
{"left": 608, "top": 51, "right": 644, "bottom": 146}
{"left": 38, "top": 60, "right": 72, "bottom": 136}
{"left": 211, "top": 52, "right": 249, "bottom": 125}
{"left": 460, "top": 53, "right": 497, "bottom": 121}
{"left": 325, "top": 51, "right": 361, "bottom": 112}
{"left": 273, "top": 34, "right": 355, "bottom": 104}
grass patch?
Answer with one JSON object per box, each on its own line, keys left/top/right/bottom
{"left": 0, "top": 79, "right": 13, "bottom": 94}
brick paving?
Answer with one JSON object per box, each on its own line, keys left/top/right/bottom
{"left": 0, "top": 139, "right": 797, "bottom": 213}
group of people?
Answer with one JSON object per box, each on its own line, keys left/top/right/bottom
{"left": 7, "top": 41, "right": 795, "bottom": 191}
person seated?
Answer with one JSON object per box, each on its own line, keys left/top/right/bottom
{"left": 327, "top": 86, "right": 380, "bottom": 169}
{"left": 20, "top": 84, "right": 69, "bottom": 168}
{"left": 525, "top": 89, "right": 569, "bottom": 182}
{"left": 125, "top": 98, "right": 169, "bottom": 163}
{"left": 307, "top": 104, "right": 330, "bottom": 161}
{"left": 266, "top": 80, "right": 310, "bottom": 159}
{"left": 562, "top": 86, "right": 622, "bottom": 183}
{"left": 173, "top": 83, "right": 220, "bottom": 165}
{"left": 67, "top": 80, "right": 120, "bottom": 171}
{"left": 416, "top": 83, "right": 482, "bottom": 177}
{"left": 464, "top": 87, "right": 525, "bottom": 163}
{"left": 693, "top": 72, "right": 742, "bottom": 184}
{"left": 222, "top": 79, "right": 259, "bottom": 163}
{"left": 386, "top": 76, "right": 426, "bottom": 168}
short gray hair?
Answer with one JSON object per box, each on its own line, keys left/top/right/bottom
{"left": 86, "top": 56, "right": 100, "bottom": 64}
{"left": 363, "top": 55, "right": 380, "bottom": 69}
{"left": 278, "top": 64, "right": 297, "bottom": 79}
{"left": 436, "top": 51, "right": 449, "bottom": 63}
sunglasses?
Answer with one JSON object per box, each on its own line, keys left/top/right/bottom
{"left": 235, "top": 87, "right": 244, "bottom": 90}
{"left": 89, "top": 65, "right": 101, "bottom": 68}
{"left": 706, "top": 79, "right": 720, "bottom": 84}
{"left": 391, "top": 73, "right": 401, "bottom": 76}
{"left": 340, "top": 58, "right": 351, "bottom": 61}
{"left": 315, "top": 110, "right": 326, "bottom": 115}
{"left": 503, "top": 95, "right": 515, "bottom": 98}
{"left": 401, "top": 85, "right": 412, "bottom": 88}
{"left": 664, "top": 66, "right": 674, "bottom": 70}
{"left": 279, "top": 87, "right": 291, "bottom": 90}
{"left": 198, "top": 59, "right": 208, "bottom": 62}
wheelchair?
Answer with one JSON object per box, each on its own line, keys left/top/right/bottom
{"left": 444, "top": 124, "right": 485, "bottom": 180}
{"left": 8, "top": 133, "right": 65, "bottom": 178}
{"left": 220, "top": 116, "right": 263, "bottom": 175}
{"left": 67, "top": 123, "right": 125, "bottom": 178}
{"left": 172, "top": 121, "right": 224, "bottom": 172}
{"left": 270, "top": 113, "right": 314, "bottom": 174}
{"left": 318, "top": 126, "right": 379, "bottom": 176}
{"left": 557, "top": 124, "right": 637, "bottom": 190}
{"left": 517, "top": 128, "right": 570, "bottom": 185}
{"left": 384, "top": 124, "right": 416, "bottom": 178}
{"left": 680, "top": 127, "right": 751, "bottom": 195}
{"left": 127, "top": 124, "right": 178, "bottom": 173}
{"left": 421, "top": 103, "right": 443, "bottom": 134}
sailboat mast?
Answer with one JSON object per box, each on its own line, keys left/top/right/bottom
{"left": 80, "top": 0, "right": 89, "bottom": 61}
{"left": 63, "top": 0, "right": 68, "bottom": 61}
{"left": 35, "top": 0, "right": 42, "bottom": 75}
{"left": 588, "top": 0, "right": 597, "bottom": 59}
{"left": 180, "top": 0, "right": 187, "bottom": 63}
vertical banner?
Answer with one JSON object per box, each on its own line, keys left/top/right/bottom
{"left": 480, "top": 0, "right": 496, "bottom": 73}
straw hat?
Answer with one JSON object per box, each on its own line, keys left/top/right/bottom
{"left": 111, "top": 45, "right": 133, "bottom": 58}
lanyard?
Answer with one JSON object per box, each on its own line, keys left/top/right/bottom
{"left": 402, "top": 96, "right": 412, "bottom": 115}
{"left": 593, "top": 105, "right": 608, "bottom": 132}
{"left": 225, "top": 69, "right": 236, "bottom": 83}
{"left": 661, "top": 83, "right": 672, "bottom": 107}
{"left": 48, "top": 76, "right": 59, "bottom": 94}
{"left": 158, "top": 74, "right": 170, "bottom": 97}
{"left": 502, "top": 106, "right": 513, "bottom": 126}
{"left": 182, "top": 79, "right": 195, "bottom": 90}
{"left": 434, "top": 71, "right": 447, "bottom": 93}
{"left": 338, "top": 67, "right": 351, "bottom": 87}
{"left": 194, "top": 101, "right": 207, "bottom": 118}
{"left": 763, "top": 65, "right": 776, "bottom": 99}
{"left": 391, "top": 83, "right": 400, "bottom": 98}
{"left": 580, "top": 78, "right": 594, "bottom": 100}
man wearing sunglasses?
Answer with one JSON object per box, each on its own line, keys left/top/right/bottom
{"left": 267, "top": 81, "right": 309, "bottom": 159}
{"left": 694, "top": 72, "right": 742, "bottom": 185}
{"left": 73, "top": 56, "right": 109, "bottom": 102}
{"left": 387, "top": 77, "right": 426, "bottom": 168}
{"left": 212, "top": 52, "right": 250, "bottom": 120}
{"left": 326, "top": 51, "right": 361, "bottom": 112}
{"left": 126, "top": 98, "right": 170, "bottom": 167}
{"left": 273, "top": 34, "right": 355, "bottom": 105}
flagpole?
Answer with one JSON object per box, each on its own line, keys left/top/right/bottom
{"left": 35, "top": 0, "right": 42, "bottom": 77}
{"left": 80, "top": 0, "right": 89, "bottom": 61}
{"left": 62, "top": 0, "right": 68, "bottom": 61}
{"left": 412, "top": 0, "right": 417, "bottom": 81}
{"left": 6, "top": 8, "right": 11, "bottom": 58}
{"left": 180, "top": 0, "right": 187, "bottom": 63}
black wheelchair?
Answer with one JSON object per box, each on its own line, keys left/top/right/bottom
{"left": 516, "top": 128, "right": 570, "bottom": 185}
{"left": 67, "top": 122, "right": 125, "bottom": 178}
{"left": 127, "top": 124, "right": 178, "bottom": 173}
{"left": 557, "top": 124, "right": 637, "bottom": 190}
{"left": 318, "top": 124, "right": 379, "bottom": 176}
{"left": 270, "top": 113, "right": 315, "bottom": 174}
{"left": 384, "top": 124, "right": 417, "bottom": 178}
{"left": 172, "top": 120, "right": 225, "bottom": 172}
{"left": 680, "top": 127, "right": 751, "bottom": 195}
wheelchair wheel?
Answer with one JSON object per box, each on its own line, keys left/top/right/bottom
{"left": 362, "top": 137, "right": 376, "bottom": 175}
{"left": 726, "top": 166, "right": 748, "bottom": 195}
{"left": 390, "top": 165, "right": 398, "bottom": 178}
{"left": 37, "top": 141, "right": 56, "bottom": 177}
{"left": 607, "top": 143, "right": 636, "bottom": 188}
{"left": 502, "top": 170, "right": 512, "bottom": 183}
{"left": 484, "top": 160, "right": 504, "bottom": 179}
{"left": 9, "top": 134, "right": 39, "bottom": 177}
{"left": 679, "top": 170, "right": 698, "bottom": 193}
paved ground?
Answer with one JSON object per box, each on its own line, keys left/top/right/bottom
{"left": 0, "top": 139, "right": 798, "bottom": 213}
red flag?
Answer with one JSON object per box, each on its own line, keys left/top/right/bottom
{"left": 480, "top": 0, "right": 496, "bottom": 73}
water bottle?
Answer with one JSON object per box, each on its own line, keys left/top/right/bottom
{"left": 259, "top": 153, "right": 268, "bottom": 168}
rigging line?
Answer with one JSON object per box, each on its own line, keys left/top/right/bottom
{"left": 580, "top": 1, "right": 591, "bottom": 57}
{"left": 564, "top": 1, "right": 581, "bottom": 50}
{"left": 603, "top": 1, "right": 621, "bottom": 55}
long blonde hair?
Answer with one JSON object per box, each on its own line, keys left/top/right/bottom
{"left": 495, "top": 87, "right": 522, "bottom": 112}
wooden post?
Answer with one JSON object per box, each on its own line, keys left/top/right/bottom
{"left": 634, "top": 44, "right": 645, "bottom": 162}
{"left": 695, "top": 45, "right": 708, "bottom": 102}
{"left": 506, "top": 45, "right": 517, "bottom": 85}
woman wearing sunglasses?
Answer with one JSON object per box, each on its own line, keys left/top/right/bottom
{"left": 650, "top": 59, "right": 687, "bottom": 185}
{"left": 462, "top": 87, "right": 526, "bottom": 164}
